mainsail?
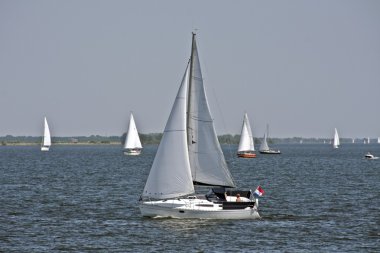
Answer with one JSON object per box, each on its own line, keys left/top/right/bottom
{"left": 259, "top": 133, "right": 269, "bottom": 151}
{"left": 124, "top": 113, "right": 142, "bottom": 149}
{"left": 187, "top": 34, "right": 235, "bottom": 188}
{"left": 43, "top": 117, "right": 51, "bottom": 147}
{"left": 238, "top": 113, "right": 255, "bottom": 152}
{"left": 333, "top": 128, "right": 340, "bottom": 148}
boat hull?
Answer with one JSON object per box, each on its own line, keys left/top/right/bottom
{"left": 259, "top": 150, "right": 281, "bottom": 154}
{"left": 41, "top": 146, "right": 50, "bottom": 151}
{"left": 140, "top": 198, "right": 260, "bottom": 219}
{"left": 123, "top": 148, "right": 142, "bottom": 156}
{"left": 365, "top": 156, "right": 379, "bottom": 160}
{"left": 237, "top": 152, "right": 256, "bottom": 158}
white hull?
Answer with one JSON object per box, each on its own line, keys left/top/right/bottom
{"left": 259, "top": 149, "right": 281, "bottom": 154}
{"left": 123, "top": 149, "right": 142, "bottom": 156}
{"left": 140, "top": 198, "right": 260, "bottom": 219}
{"left": 333, "top": 145, "right": 339, "bottom": 149}
{"left": 41, "top": 146, "right": 50, "bottom": 151}
{"left": 365, "top": 153, "right": 379, "bottom": 160}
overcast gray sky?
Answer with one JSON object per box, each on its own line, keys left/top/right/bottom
{"left": 1, "top": 0, "right": 379, "bottom": 138}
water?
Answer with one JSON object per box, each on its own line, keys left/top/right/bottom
{"left": 0, "top": 144, "right": 379, "bottom": 252}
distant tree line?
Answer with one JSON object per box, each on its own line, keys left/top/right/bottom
{"left": 0, "top": 134, "right": 364, "bottom": 146}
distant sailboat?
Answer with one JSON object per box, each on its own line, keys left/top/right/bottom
{"left": 41, "top": 117, "right": 51, "bottom": 151}
{"left": 333, "top": 128, "right": 340, "bottom": 149}
{"left": 352, "top": 138, "right": 355, "bottom": 144}
{"left": 237, "top": 113, "right": 256, "bottom": 158}
{"left": 367, "top": 137, "right": 370, "bottom": 144}
{"left": 378, "top": 137, "right": 380, "bottom": 144}
{"left": 123, "top": 113, "right": 142, "bottom": 155}
{"left": 259, "top": 124, "right": 281, "bottom": 154}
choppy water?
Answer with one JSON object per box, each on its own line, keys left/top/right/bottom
{"left": 0, "top": 144, "right": 379, "bottom": 252}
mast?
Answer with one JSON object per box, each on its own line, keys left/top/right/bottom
{"left": 186, "top": 32, "right": 196, "bottom": 147}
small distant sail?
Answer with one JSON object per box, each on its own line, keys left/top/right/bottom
{"left": 41, "top": 117, "right": 51, "bottom": 151}
{"left": 237, "top": 113, "right": 255, "bottom": 152}
{"left": 333, "top": 128, "right": 340, "bottom": 148}
{"left": 123, "top": 113, "right": 143, "bottom": 155}
{"left": 259, "top": 133, "right": 270, "bottom": 151}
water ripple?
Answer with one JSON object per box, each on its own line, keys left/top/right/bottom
{"left": 0, "top": 144, "right": 379, "bottom": 252}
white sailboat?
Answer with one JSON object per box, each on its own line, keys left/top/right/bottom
{"left": 378, "top": 137, "right": 380, "bottom": 144}
{"left": 237, "top": 113, "right": 256, "bottom": 158}
{"left": 139, "top": 33, "right": 261, "bottom": 219}
{"left": 259, "top": 124, "right": 281, "bottom": 154}
{"left": 41, "top": 117, "right": 51, "bottom": 151}
{"left": 333, "top": 128, "right": 340, "bottom": 148}
{"left": 367, "top": 137, "right": 370, "bottom": 144}
{"left": 123, "top": 113, "right": 142, "bottom": 155}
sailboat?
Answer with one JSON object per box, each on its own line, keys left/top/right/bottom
{"left": 123, "top": 113, "right": 142, "bottom": 155}
{"left": 237, "top": 113, "right": 256, "bottom": 158}
{"left": 139, "top": 33, "right": 261, "bottom": 219}
{"left": 333, "top": 128, "right": 340, "bottom": 148}
{"left": 41, "top": 117, "right": 51, "bottom": 151}
{"left": 259, "top": 124, "right": 281, "bottom": 154}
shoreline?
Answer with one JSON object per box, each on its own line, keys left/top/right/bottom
{"left": 1, "top": 142, "right": 122, "bottom": 146}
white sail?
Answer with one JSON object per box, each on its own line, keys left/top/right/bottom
{"left": 142, "top": 65, "right": 194, "bottom": 199}
{"left": 43, "top": 117, "right": 51, "bottom": 147}
{"left": 186, "top": 36, "right": 235, "bottom": 188}
{"left": 238, "top": 113, "right": 255, "bottom": 152}
{"left": 259, "top": 133, "right": 269, "bottom": 151}
{"left": 378, "top": 137, "right": 380, "bottom": 144}
{"left": 124, "top": 113, "right": 142, "bottom": 149}
{"left": 333, "top": 128, "right": 340, "bottom": 148}
{"left": 367, "top": 137, "right": 370, "bottom": 144}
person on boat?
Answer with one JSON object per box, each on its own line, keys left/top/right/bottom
{"left": 236, "top": 194, "right": 241, "bottom": 202}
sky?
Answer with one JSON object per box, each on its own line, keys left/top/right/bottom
{"left": 0, "top": 0, "right": 379, "bottom": 138}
